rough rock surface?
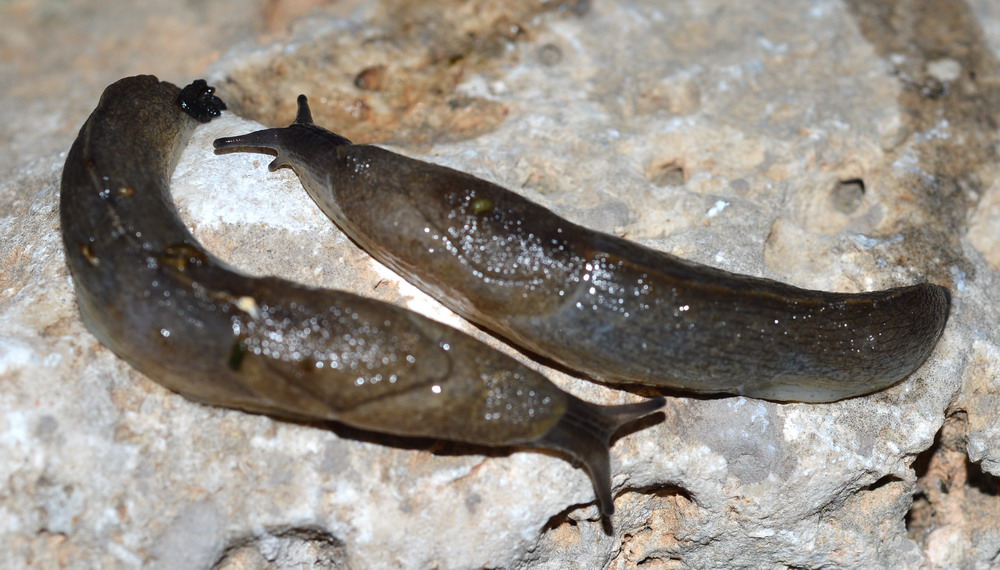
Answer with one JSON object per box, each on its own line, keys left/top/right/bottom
{"left": 1, "top": 0, "right": 999, "bottom": 568}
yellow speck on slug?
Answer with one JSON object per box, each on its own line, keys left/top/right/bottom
{"left": 471, "top": 197, "right": 494, "bottom": 214}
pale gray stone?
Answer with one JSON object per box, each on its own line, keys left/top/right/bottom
{"left": 2, "top": 0, "right": 999, "bottom": 568}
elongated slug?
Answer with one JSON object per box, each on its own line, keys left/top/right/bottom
{"left": 214, "top": 95, "right": 950, "bottom": 403}
{"left": 60, "top": 75, "right": 664, "bottom": 517}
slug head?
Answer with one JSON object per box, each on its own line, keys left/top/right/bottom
{"left": 213, "top": 94, "right": 351, "bottom": 171}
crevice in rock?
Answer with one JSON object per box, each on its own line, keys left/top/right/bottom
{"left": 538, "top": 484, "right": 695, "bottom": 536}
{"left": 607, "top": 485, "right": 707, "bottom": 566}
{"left": 635, "top": 553, "right": 683, "bottom": 566}
{"left": 627, "top": 483, "right": 695, "bottom": 501}
{"left": 866, "top": 473, "right": 904, "bottom": 493}
{"left": 906, "top": 410, "right": 1000, "bottom": 553}
{"left": 214, "top": 525, "right": 348, "bottom": 570}
{"left": 539, "top": 501, "right": 591, "bottom": 535}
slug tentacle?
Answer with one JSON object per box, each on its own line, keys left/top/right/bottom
{"left": 294, "top": 94, "right": 314, "bottom": 124}
{"left": 213, "top": 129, "right": 292, "bottom": 172}
{"left": 62, "top": 75, "right": 662, "bottom": 519}
{"left": 214, "top": 95, "right": 951, "bottom": 403}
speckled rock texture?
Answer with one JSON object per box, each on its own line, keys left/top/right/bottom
{"left": 2, "top": 0, "right": 999, "bottom": 568}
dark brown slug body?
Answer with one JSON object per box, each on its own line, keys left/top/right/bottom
{"left": 214, "top": 96, "right": 951, "bottom": 403}
{"left": 61, "top": 75, "right": 664, "bottom": 517}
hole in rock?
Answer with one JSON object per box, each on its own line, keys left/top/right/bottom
{"left": 831, "top": 178, "right": 865, "bottom": 214}
{"left": 214, "top": 526, "right": 347, "bottom": 569}
{"left": 648, "top": 161, "right": 686, "bottom": 187}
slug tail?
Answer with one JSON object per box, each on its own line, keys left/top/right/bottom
{"left": 537, "top": 395, "right": 665, "bottom": 517}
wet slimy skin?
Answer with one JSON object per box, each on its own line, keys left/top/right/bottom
{"left": 60, "top": 75, "right": 664, "bottom": 517}
{"left": 215, "top": 96, "right": 951, "bottom": 403}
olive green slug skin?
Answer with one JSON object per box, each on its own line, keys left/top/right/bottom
{"left": 214, "top": 95, "right": 951, "bottom": 403}
{"left": 61, "top": 76, "right": 664, "bottom": 517}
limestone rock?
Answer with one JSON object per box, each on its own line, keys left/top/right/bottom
{"left": 2, "top": 0, "right": 999, "bottom": 567}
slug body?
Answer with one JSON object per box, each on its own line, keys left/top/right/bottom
{"left": 214, "top": 96, "right": 951, "bottom": 403}
{"left": 61, "top": 76, "right": 664, "bottom": 516}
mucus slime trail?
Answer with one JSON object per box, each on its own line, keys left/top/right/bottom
{"left": 215, "top": 95, "right": 951, "bottom": 403}
{"left": 60, "top": 75, "right": 664, "bottom": 517}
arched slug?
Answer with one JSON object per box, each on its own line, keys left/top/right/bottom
{"left": 60, "top": 75, "right": 664, "bottom": 517}
{"left": 214, "top": 95, "right": 951, "bottom": 403}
